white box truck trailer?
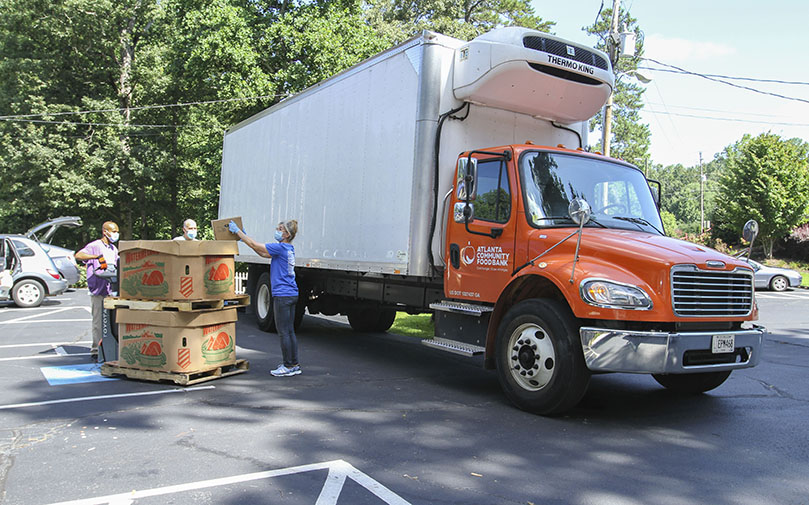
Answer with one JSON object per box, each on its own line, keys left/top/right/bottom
{"left": 219, "top": 27, "right": 764, "bottom": 415}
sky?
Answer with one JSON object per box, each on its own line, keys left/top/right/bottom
{"left": 530, "top": 0, "right": 809, "bottom": 167}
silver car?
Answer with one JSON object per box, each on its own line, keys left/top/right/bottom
{"left": 745, "top": 258, "right": 803, "bottom": 292}
{"left": 1, "top": 234, "right": 68, "bottom": 307}
{"left": 25, "top": 216, "right": 82, "bottom": 286}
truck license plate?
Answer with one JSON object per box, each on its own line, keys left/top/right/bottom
{"left": 712, "top": 334, "right": 735, "bottom": 354}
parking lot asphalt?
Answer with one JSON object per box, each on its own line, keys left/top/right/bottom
{"left": 1, "top": 288, "right": 808, "bottom": 505}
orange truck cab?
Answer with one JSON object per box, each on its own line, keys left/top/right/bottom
{"left": 438, "top": 143, "right": 764, "bottom": 414}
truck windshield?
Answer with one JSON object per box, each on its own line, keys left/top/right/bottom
{"left": 519, "top": 151, "right": 664, "bottom": 234}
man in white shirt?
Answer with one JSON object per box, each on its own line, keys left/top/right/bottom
{"left": 173, "top": 219, "right": 199, "bottom": 241}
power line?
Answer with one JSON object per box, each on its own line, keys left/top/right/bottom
{"left": 638, "top": 66, "right": 809, "bottom": 86}
{"left": 0, "top": 94, "right": 287, "bottom": 121}
{"left": 0, "top": 118, "right": 203, "bottom": 128}
{"left": 641, "top": 109, "right": 809, "bottom": 127}
{"left": 643, "top": 101, "right": 800, "bottom": 119}
{"left": 641, "top": 58, "right": 809, "bottom": 105}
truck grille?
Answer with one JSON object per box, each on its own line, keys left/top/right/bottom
{"left": 671, "top": 265, "right": 754, "bottom": 317}
{"left": 523, "top": 36, "right": 609, "bottom": 70}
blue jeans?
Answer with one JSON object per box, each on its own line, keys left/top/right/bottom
{"left": 273, "top": 296, "right": 299, "bottom": 367}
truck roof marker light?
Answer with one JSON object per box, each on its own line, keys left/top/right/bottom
{"left": 525, "top": 140, "right": 535, "bottom": 145}
{"left": 557, "top": 144, "right": 565, "bottom": 149}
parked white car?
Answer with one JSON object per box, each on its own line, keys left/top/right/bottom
{"left": 744, "top": 258, "right": 803, "bottom": 292}
{"left": 1, "top": 234, "right": 68, "bottom": 307}
{"left": 25, "top": 216, "right": 82, "bottom": 286}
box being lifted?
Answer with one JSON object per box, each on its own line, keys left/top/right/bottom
{"left": 116, "top": 308, "right": 237, "bottom": 373}
{"left": 118, "top": 240, "right": 239, "bottom": 301}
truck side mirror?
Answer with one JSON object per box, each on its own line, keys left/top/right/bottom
{"left": 742, "top": 219, "right": 759, "bottom": 243}
{"left": 742, "top": 219, "right": 759, "bottom": 261}
{"left": 456, "top": 157, "right": 477, "bottom": 200}
{"left": 568, "top": 198, "right": 591, "bottom": 226}
{"left": 647, "top": 179, "right": 661, "bottom": 207}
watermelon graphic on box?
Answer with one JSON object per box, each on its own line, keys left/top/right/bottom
{"left": 201, "top": 330, "right": 235, "bottom": 364}
{"left": 120, "top": 331, "right": 167, "bottom": 368}
{"left": 203, "top": 260, "right": 234, "bottom": 295}
{"left": 116, "top": 308, "right": 238, "bottom": 373}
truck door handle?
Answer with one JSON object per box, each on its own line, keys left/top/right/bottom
{"left": 450, "top": 244, "right": 460, "bottom": 269}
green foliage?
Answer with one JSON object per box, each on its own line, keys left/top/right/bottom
{"left": 365, "top": 0, "right": 554, "bottom": 42}
{"left": 646, "top": 160, "right": 720, "bottom": 236}
{"left": 390, "top": 311, "right": 434, "bottom": 339}
{"left": 660, "top": 210, "right": 677, "bottom": 236}
{"left": 713, "top": 133, "right": 809, "bottom": 258}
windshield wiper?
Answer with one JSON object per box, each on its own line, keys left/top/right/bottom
{"left": 533, "top": 216, "right": 607, "bottom": 228}
{"left": 613, "top": 216, "right": 663, "bottom": 235}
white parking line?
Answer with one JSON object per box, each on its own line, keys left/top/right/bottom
{"left": 2, "top": 318, "right": 91, "bottom": 324}
{"left": 0, "top": 385, "right": 215, "bottom": 410}
{"left": 757, "top": 292, "right": 809, "bottom": 299}
{"left": 1, "top": 306, "right": 83, "bottom": 324}
{"left": 44, "top": 459, "right": 411, "bottom": 505}
{"left": 0, "top": 353, "right": 91, "bottom": 362}
{"left": 0, "top": 341, "right": 91, "bottom": 349}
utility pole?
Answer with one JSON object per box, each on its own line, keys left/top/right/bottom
{"left": 699, "top": 152, "right": 705, "bottom": 234}
{"left": 601, "top": 0, "right": 621, "bottom": 157}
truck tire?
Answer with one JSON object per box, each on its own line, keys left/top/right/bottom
{"left": 253, "top": 272, "right": 276, "bottom": 332}
{"left": 495, "top": 298, "right": 590, "bottom": 415}
{"left": 348, "top": 307, "right": 396, "bottom": 332}
{"left": 12, "top": 279, "right": 45, "bottom": 308}
{"left": 652, "top": 371, "right": 731, "bottom": 394}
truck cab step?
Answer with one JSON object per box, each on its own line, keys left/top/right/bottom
{"left": 422, "top": 337, "right": 485, "bottom": 357}
{"left": 430, "top": 300, "right": 493, "bottom": 316}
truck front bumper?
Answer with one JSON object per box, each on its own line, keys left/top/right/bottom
{"left": 579, "top": 326, "right": 766, "bottom": 374}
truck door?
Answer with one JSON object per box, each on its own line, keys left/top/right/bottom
{"left": 445, "top": 153, "right": 516, "bottom": 303}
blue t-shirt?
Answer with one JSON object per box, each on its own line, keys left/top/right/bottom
{"left": 265, "top": 242, "right": 298, "bottom": 297}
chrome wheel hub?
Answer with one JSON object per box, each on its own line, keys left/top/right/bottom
{"left": 508, "top": 323, "right": 556, "bottom": 391}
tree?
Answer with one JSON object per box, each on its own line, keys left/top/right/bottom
{"left": 714, "top": 133, "right": 809, "bottom": 258}
{"left": 647, "top": 160, "right": 721, "bottom": 236}
{"left": 365, "top": 0, "right": 553, "bottom": 42}
{"left": 584, "top": 7, "right": 651, "bottom": 167}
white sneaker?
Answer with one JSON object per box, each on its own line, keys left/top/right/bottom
{"left": 270, "top": 364, "right": 301, "bottom": 377}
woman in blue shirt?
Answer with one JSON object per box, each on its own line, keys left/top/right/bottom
{"left": 229, "top": 219, "right": 301, "bottom": 377}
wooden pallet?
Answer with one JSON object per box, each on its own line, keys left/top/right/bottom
{"left": 104, "top": 294, "right": 250, "bottom": 312}
{"left": 100, "top": 359, "right": 249, "bottom": 386}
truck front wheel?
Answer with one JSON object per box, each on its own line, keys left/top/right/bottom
{"left": 495, "top": 299, "right": 590, "bottom": 416}
{"left": 253, "top": 272, "right": 276, "bottom": 332}
{"left": 652, "top": 371, "right": 731, "bottom": 394}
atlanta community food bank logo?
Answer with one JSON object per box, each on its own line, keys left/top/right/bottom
{"left": 461, "top": 244, "right": 510, "bottom": 267}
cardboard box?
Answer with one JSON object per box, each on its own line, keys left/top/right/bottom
{"left": 211, "top": 216, "right": 243, "bottom": 241}
{"left": 117, "top": 308, "right": 238, "bottom": 373}
{"left": 119, "top": 240, "right": 238, "bottom": 300}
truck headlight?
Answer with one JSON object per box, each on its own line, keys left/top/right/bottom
{"left": 580, "top": 279, "right": 652, "bottom": 310}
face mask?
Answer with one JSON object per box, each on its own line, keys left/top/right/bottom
{"left": 108, "top": 232, "right": 119, "bottom": 243}
{"left": 187, "top": 230, "right": 197, "bottom": 240}
{"left": 274, "top": 230, "right": 284, "bottom": 242}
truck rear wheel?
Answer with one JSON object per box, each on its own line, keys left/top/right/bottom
{"left": 652, "top": 371, "right": 731, "bottom": 394}
{"left": 495, "top": 298, "right": 590, "bottom": 415}
{"left": 348, "top": 307, "right": 396, "bottom": 332}
{"left": 253, "top": 272, "right": 276, "bottom": 332}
